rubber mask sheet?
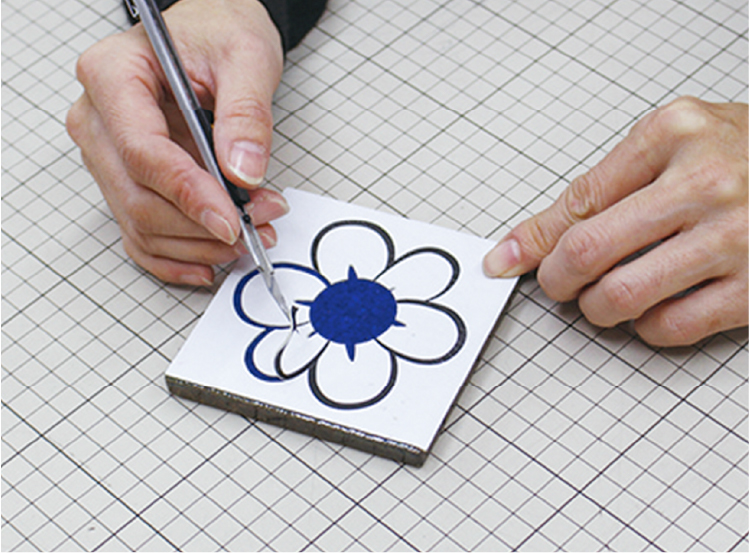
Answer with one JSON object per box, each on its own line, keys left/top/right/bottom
{"left": 166, "top": 189, "right": 517, "bottom": 465}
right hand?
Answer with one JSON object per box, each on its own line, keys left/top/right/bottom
{"left": 66, "top": 0, "right": 288, "bottom": 286}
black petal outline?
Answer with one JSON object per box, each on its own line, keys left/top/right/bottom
{"left": 308, "top": 349, "right": 398, "bottom": 410}
{"left": 377, "top": 299, "right": 466, "bottom": 364}
{"left": 310, "top": 220, "right": 395, "bottom": 275}
{"left": 376, "top": 247, "right": 460, "bottom": 301}
{"left": 275, "top": 338, "right": 329, "bottom": 379}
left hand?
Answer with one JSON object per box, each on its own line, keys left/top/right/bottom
{"left": 483, "top": 97, "right": 748, "bottom": 347}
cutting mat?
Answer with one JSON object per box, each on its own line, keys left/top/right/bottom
{"left": 2, "top": 0, "right": 747, "bottom": 550}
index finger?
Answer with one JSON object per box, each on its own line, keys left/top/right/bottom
{"left": 483, "top": 97, "right": 709, "bottom": 278}
{"left": 77, "top": 31, "right": 241, "bottom": 245}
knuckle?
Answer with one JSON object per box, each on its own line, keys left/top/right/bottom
{"left": 519, "top": 215, "right": 562, "bottom": 260}
{"left": 75, "top": 41, "right": 110, "bottom": 86}
{"left": 707, "top": 163, "right": 744, "bottom": 206}
{"left": 651, "top": 96, "right": 710, "bottom": 140}
{"left": 171, "top": 170, "right": 201, "bottom": 215}
{"left": 663, "top": 95, "right": 705, "bottom": 113}
{"left": 74, "top": 48, "right": 96, "bottom": 85}
{"left": 121, "top": 214, "right": 152, "bottom": 252}
{"left": 121, "top": 233, "right": 140, "bottom": 261}
{"left": 558, "top": 225, "right": 601, "bottom": 276}
{"left": 124, "top": 244, "right": 173, "bottom": 283}
{"left": 224, "top": 95, "right": 273, "bottom": 131}
{"left": 119, "top": 141, "right": 202, "bottom": 218}
{"left": 562, "top": 172, "right": 603, "bottom": 221}
{"left": 639, "top": 310, "right": 702, "bottom": 347}
{"left": 75, "top": 34, "right": 131, "bottom": 86}
{"left": 121, "top": 233, "right": 159, "bottom": 276}
{"left": 600, "top": 274, "right": 647, "bottom": 319}
{"left": 123, "top": 196, "right": 155, "bottom": 236}
{"left": 536, "top": 261, "right": 566, "bottom": 302}
{"left": 677, "top": 156, "right": 746, "bottom": 207}
{"left": 627, "top": 108, "right": 657, "bottom": 139}
{"left": 65, "top": 100, "right": 86, "bottom": 145}
{"left": 145, "top": 159, "right": 202, "bottom": 216}
{"left": 116, "top": 131, "right": 144, "bottom": 171}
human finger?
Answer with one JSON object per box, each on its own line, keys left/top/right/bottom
{"left": 121, "top": 233, "right": 215, "bottom": 286}
{"left": 208, "top": 1, "right": 283, "bottom": 189}
{"left": 76, "top": 32, "right": 242, "bottom": 245}
{"left": 577, "top": 227, "right": 733, "bottom": 328}
{"left": 634, "top": 276, "right": 749, "bottom": 347}
{"left": 69, "top": 93, "right": 248, "bottom": 284}
{"left": 535, "top": 165, "right": 704, "bottom": 302}
{"left": 483, "top": 97, "right": 708, "bottom": 278}
{"left": 244, "top": 188, "right": 289, "bottom": 226}
{"left": 214, "top": 24, "right": 283, "bottom": 188}
{"left": 69, "top": 93, "right": 223, "bottom": 241}
{"left": 123, "top": 225, "right": 277, "bottom": 267}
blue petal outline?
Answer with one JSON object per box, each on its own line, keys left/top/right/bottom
{"left": 245, "top": 329, "right": 282, "bottom": 382}
{"left": 234, "top": 262, "right": 329, "bottom": 329}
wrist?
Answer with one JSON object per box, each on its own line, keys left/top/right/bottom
{"left": 125, "top": 0, "right": 284, "bottom": 59}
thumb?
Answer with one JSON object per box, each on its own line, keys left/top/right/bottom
{"left": 213, "top": 31, "right": 283, "bottom": 189}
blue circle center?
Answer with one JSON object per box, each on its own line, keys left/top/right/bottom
{"left": 310, "top": 267, "right": 396, "bottom": 348}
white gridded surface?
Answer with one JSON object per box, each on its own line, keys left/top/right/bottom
{"left": 2, "top": 0, "right": 747, "bottom": 551}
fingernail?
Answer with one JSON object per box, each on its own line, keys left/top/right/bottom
{"left": 234, "top": 241, "right": 249, "bottom": 256}
{"left": 202, "top": 209, "right": 236, "bottom": 244}
{"left": 246, "top": 194, "right": 290, "bottom": 224}
{"left": 269, "top": 194, "right": 290, "bottom": 215}
{"left": 484, "top": 238, "right": 522, "bottom": 277}
{"left": 229, "top": 141, "right": 267, "bottom": 186}
{"left": 253, "top": 191, "right": 289, "bottom": 220}
{"left": 258, "top": 228, "right": 277, "bottom": 248}
{"left": 180, "top": 274, "right": 213, "bottom": 287}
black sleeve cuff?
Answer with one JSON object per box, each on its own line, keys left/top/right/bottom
{"left": 262, "top": 0, "right": 326, "bottom": 53}
{"left": 124, "top": 0, "right": 326, "bottom": 54}
{"left": 125, "top": 0, "right": 179, "bottom": 24}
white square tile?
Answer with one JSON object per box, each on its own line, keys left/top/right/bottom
{"left": 167, "top": 190, "right": 516, "bottom": 465}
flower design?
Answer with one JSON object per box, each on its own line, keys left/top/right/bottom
{"left": 233, "top": 220, "right": 467, "bottom": 410}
